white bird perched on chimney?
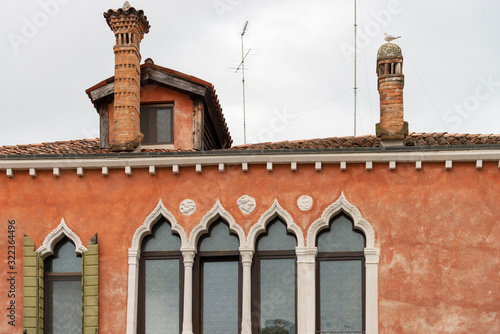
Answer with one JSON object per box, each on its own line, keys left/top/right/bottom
{"left": 384, "top": 33, "right": 401, "bottom": 42}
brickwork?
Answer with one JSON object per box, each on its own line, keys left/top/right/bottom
{"left": 376, "top": 44, "right": 408, "bottom": 141}
{"left": 105, "top": 6, "right": 150, "bottom": 151}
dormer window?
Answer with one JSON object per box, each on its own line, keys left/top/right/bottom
{"left": 140, "top": 104, "right": 173, "bottom": 145}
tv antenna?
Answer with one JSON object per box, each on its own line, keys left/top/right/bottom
{"left": 354, "top": 0, "right": 358, "bottom": 136}
{"left": 234, "top": 21, "right": 250, "bottom": 144}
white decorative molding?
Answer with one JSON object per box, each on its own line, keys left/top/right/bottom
{"left": 6, "top": 168, "right": 13, "bottom": 178}
{"left": 53, "top": 167, "right": 60, "bottom": 177}
{"left": 389, "top": 161, "right": 396, "bottom": 170}
{"left": 266, "top": 162, "right": 273, "bottom": 172}
{"left": 77, "top": 167, "right": 84, "bottom": 176}
{"left": 315, "top": 161, "right": 322, "bottom": 171}
{"left": 218, "top": 163, "right": 225, "bottom": 173}
{"left": 125, "top": 166, "right": 132, "bottom": 176}
{"left": 127, "top": 200, "right": 187, "bottom": 334}
{"left": 130, "top": 200, "right": 187, "bottom": 251}
{"left": 187, "top": 200, "right": 245, "bottom": 249}
{"left": 340, "top": 161, "right": 347, "bottom": 171}
{"left": 195, "top": 164, "right": 202, "bottom": 173}
{"left": 172, "top": 165, "right": 179, "bottom": 174}
{"left": 291, "top": 162, "right": 297, "bottom": 172}
{"left": 297, "top": 195, "right": 313, "bottom": 211}
{"left": 306, "top": 192, "right": 375, "bottom": 249}
{"left": 476, "top": 160, "right": 483, "bottom": 169}
{"left": 180, "top": 199, "right": 196, "bottom": 216}
{"left": 242, "top": 162, "right": 248, "bottom": 172}
{"left": 237, "top": 195, "right": 256, "bottom": 215}
{"left": 416, "top": 161, "right": 422, "bottom": 170}
{"left": 36, "top": 218, "right": 87, "bottom": 258}
{"left": 102, "top": 166, "right": 109, "bottom": 176}
{"left": 445, "top": 160, "right": 453, "bottom": 170}
{"left": 246, "top": 199, "right": 305, "bottom": 248}
{"left": 149, "top": 166, "right": 156, "bottom": 175}
{"left": 29, "top": 168, "right": 36, "bottom": 177}
{"left": 366, "top": 161, "right": 373, "bottom": 171}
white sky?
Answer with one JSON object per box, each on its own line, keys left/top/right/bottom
{"left": 1, "top": 0, "right": 499, "bottom": 146}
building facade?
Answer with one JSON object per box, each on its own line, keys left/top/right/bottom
{"left": 0, "top": 4, "right": 499, "bottom": 334}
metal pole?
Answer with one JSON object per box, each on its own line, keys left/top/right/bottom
{"left": 241, "top": 21, "right": 248, "bottom": 144}
{"left": 354, "top": 0, "right": 358, "bottom": 137}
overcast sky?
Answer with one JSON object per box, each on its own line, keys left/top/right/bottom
{"left": 1, "top": 0, "right": 499, "bottom": 146}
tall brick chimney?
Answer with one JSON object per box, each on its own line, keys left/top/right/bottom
{"left": 376, "top": 43, "right": 408, "bottom": 145}
{"left": 104, "top": 2, "right": 150, "bottom": 151}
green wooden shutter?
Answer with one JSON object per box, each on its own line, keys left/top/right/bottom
{"left": 23, "top": 234, "right": 44, "bottom": 334}
{"left": 82, "top": 236, "right": 98, "bottom": 334}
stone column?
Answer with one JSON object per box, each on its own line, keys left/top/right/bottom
{"left": 182, "top": 249, "right": 196, "bottom": 334}
{"left": 296, "top": 247, "right": 317, "bottom": 334}
{"left": 364, "top": 248, "right": 380, "bottom": 334}
{"left": 240, "top": 248, "right": 254, "bottom": 334}
{"left": 126, "top": 249, "right": 141, "bottom": 334}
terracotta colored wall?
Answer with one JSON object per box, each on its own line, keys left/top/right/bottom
{"left": 0, "top": 161, "right": 498, "bottom": 333}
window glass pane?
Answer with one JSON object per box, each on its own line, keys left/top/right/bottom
{"left": 260, "top": 259, "right": 296, "bottom": 334}
{"left": 45, "top": 279, "right": 82, "bottom": 334}
{"left": 156, "top": 108, "right": 172, "bottom": 143}
{"left": 145, "top": 259, "right": 180, "bottom": 334}
{"left": 142, "top": 219, "right": 181, "bottom": 252}
{"left": 140, "top": 108, "right": 150, "bottom": 143}
{"left": 257, "top": 220, "right": 296, "bottom": 251}
{"left": 319, "top": 260, "right": 362, "bottom": 332}
{"left": 199, "top": 221, "right": 239, "bottom": 252}
{"left": 203, "top": 261, "right": 239, "bottom": 333}
{"left": 45, "top": 239, "right": 81, "bottom": 273}
{"left": 317, "top": 215, "right": 364, "bottom": 252}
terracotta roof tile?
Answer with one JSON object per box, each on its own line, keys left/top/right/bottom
{"left": 1, "top": 133, "right": 499, "bottom": 156}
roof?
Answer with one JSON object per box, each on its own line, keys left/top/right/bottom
{"left": 1, "top": 133, "right": 500, "bottom": 156}
{"left": 86, "top": 60, "right": 232, "bottom": 148}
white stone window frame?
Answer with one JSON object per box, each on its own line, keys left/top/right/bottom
{"left": 37, "top": 218, "right": 87, "bottom": 258}
{"left": 306, "top": 193, "right": 380, "bottom": 334}
{"left": 126, "top": 200, "right": 187, "bottom": 334}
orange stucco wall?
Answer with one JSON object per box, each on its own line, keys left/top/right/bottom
{"left": 108, "top": 83, "right": 194, "bottom": 149}
{"left": 0, "top": 160, "right": 499, "bottom": 333}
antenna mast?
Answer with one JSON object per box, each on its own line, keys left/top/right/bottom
{"left": 241, "top": 21, "right": 249, "bottom": 144}
{"left": 354, "top": 0, "right": 358, "bottom": 136}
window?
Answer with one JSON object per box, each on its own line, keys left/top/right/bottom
{"left": 138, "top": 218, "right": 183, "bottom": 334}
{"left": 44, "top": 237, "right": 82, "bottom": 334}
{"left": 253, "top": 218, "right": 297, "bottom": 334}
{"left": 194, "top": 219, "right": 241, "bottom": 334}
{"left": 140, "top": 105, "right": 173, "bottom": 145}
{"left": 316, "top": 213, "right": 365, "bottom": 334}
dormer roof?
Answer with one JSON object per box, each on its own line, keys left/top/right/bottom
{"left": 85, "top": 60, "right": 232, "bottom": 149}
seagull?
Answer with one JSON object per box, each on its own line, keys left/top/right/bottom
{"left": 384, "top": 33, "right": 401, "bottom": 43}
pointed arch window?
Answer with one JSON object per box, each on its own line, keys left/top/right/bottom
{"left": 44, "top": 237, "right": 82, "bottom": 334}
{"left": 252, "top": 218, "right": 297, "bottom": 334}
{"left": 316, "top": 213, "right": 365, "bottom": 333}
{"left": 194, "top": 219, "right": 241, "bottom": 334}
{"left": 138, "top": 218, "right": 183, "bottom": 334}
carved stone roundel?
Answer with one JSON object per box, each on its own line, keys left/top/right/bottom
{"left": 180, "top": 199, "right": 196, "bottom": 216}
{"left": 297, "top": 195, "right": 313, "bottom": 211}
{"left": 237, "top": 195, "right": 256, "bottom": 214}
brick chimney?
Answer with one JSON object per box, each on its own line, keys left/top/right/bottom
{"left": 376, "top": 43, "right": 408, "bottom": 145}
{"left": 104, "top": 2, "right": 150, "bottom": 151}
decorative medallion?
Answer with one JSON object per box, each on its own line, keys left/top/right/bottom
{"left": 180, "top": 199, "right": 196, "bottom": 216}
{"left": 297, "top": 195, "right": 313, "bottom": 211}
{"left": 237, "top": 195, "right": 256, "bottom": 214}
